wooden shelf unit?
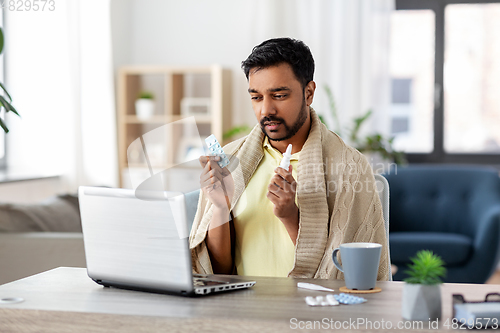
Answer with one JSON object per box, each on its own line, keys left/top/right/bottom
{"left": 117, "top": 65, "right": 232, "bottom": 189}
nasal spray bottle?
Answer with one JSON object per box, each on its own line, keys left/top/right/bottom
{"left": 279, "top": 144, "right": 293, "bottom": 170}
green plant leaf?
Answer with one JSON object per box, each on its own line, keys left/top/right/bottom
{"left": 318, "top": 115, "right": 326, "bottom": 125}
{"left": 138, "top": 91, "right": 154, "bottom": 99}
{"left": 0, "top": 95, "right": 20, "bottom": 117}
{"left": 0, "top": 28, "right": 3, "bottom": 55}
{"left": 0, "top": 82, "right": 13, "bottom": 102}
{"left": 404, "top": 250, "right": 446, "bottom": 285}
{"left": 350, "top": 109, "right": 372, "bottom": 144}
{"left": 0, "top": 117, "right": 9, "bottom": 133}
{"left": 323, "top": 84, "right": 342, "bottom": 137}
{"left": 223, "top": 125, "right": 251, "bottom": 141}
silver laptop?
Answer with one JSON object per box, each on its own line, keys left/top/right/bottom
{"left": 78, "top": 186, "right": 256, "bottom": 296}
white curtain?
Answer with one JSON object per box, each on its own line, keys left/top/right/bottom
{"left": 249, "top": 0, "right": 394, "bottom": 141}
{"left": 6, "top": 0, "right": 117, "bottom": 192}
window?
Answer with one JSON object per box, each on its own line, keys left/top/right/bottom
{"left": 390, "top": 11, "right": 435, "bottom": 152}
{"left": 390, "top": 78, "right": 413, "bottom": 135}
{"left": 444, "top": 3, "right": 500, "bottom": 153}
{"left": 392, "top": 0, "right": 500, "bottom": 164}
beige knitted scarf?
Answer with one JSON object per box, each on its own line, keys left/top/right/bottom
{"left": 190, "top": 109, "right": 390, "bottom": 280}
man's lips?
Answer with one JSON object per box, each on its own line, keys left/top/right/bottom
{"left": 265, "top": 122, "right": 281, "bottom": 130}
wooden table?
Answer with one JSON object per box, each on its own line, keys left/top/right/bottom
{"left": 0, "top": 267, "right": 498, "bottom": 332}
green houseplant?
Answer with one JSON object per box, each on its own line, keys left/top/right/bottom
{"left": 0, "top": 27, "right": 20, "bottom": 133}
{"left": 135, "top": 91, "right": 155, "bottom": 121}
{"left": 321, "top": 85, "right": 406, "bottom": 166}
{"left": 138, "top": 91, "right": 154, "bottom": 100}
{"left": 401, "top": 250, "right": 446, "bottom": 320}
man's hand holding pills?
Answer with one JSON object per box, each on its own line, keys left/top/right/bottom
{"left": 199, "top": 155, "right": 234, "bottom": 211}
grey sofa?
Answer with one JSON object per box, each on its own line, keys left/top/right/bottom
{"left": 0, "top": 195, "right": 86, "bottom": 285}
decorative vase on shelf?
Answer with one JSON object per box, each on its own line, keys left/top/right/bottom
{"left": 400, "top": 250, "right": 446, "bottom": 321}
{"left": 135, "top": 91, "right": 155, "bottom": 120}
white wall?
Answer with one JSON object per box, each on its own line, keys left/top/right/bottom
{"left": 110, "top": 0, "right": 392, "bottom": 135}
{"left": 110, "top": 0, "right": 258, "bottom": 127}
{"left": 2, "top": 1, "right": 118, "bottom": 203}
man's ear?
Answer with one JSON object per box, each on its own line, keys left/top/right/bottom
{"left": 304, "top": 81, "right": 316, "bottom": 106}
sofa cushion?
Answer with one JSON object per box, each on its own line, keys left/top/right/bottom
{"left": 390, "top": 232, "right": 473, "bottom": 266}
{"left": 385, "top": 167, "right": 500, "bottom": 236}
{"left": 0, "top": 194, "right": 81, "bottom": 232}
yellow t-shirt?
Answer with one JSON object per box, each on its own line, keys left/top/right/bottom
{"left": 233, "top": 137, "right": 299, "bottom": 277}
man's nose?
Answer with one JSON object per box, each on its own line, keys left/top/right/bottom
{"left": 260, "top": 97, "right": 276, "bottom": 118}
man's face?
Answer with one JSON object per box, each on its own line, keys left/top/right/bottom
{"left": 248, "top": 63, "right": 309, "bottom": 142}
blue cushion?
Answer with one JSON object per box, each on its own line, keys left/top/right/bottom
{"left": 385, "top": 166, "right": 500, "bottom": 236}
{"left": 390, "top": 232, "right": 473, "bottom": 266}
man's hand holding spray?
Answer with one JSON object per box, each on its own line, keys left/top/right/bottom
{"left": 267, "top": 144, "right": 300, "bottom": 244}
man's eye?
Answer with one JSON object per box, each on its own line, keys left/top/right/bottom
{"left": 274, "top": 94, "right": 287, "bottom": 99}
{"left": 251, "top": 96, "right": 262, "bottom": 101}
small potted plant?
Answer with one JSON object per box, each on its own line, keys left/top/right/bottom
{"left": 135, "top": 91, "right": 155, "bottom": 120}
{"left": 401, "top": 250, "right": 446, "bottom": 321}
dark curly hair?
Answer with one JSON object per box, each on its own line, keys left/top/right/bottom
{"left": 241, "top": 38, "right": 315, "bottom": 89}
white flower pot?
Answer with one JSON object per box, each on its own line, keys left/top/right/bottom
{"left": 401, "top": 284, "right": 441, "bottom": 321}
{"left": 135, "top": 99, "right": 155, "bottom": 120}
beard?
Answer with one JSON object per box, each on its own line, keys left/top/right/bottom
{"left": 259, "top": 99, "right": 308, "bottom": 142}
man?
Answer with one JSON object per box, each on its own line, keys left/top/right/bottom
{"left": 190, "top": 38, "right": 390, "bottom": 280}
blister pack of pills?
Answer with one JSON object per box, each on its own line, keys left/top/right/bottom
{"left": 333, "top": 293, "right": 367, "bottom": 305}
{"left": 305, "top": 293, "right": 367, "bottom": 307}
{"left": 205, "top": 134, "right": 230, "bottom": 168}
{"left": 305, "top": 295, "right": 339, "bottom": 307}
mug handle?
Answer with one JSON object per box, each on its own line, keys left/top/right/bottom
{"left": 332, "top": 248, "right": 343, "bottom": 272}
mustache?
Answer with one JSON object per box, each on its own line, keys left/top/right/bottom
{"left": 260, "top": 116, "right": 286, "bottom": 127}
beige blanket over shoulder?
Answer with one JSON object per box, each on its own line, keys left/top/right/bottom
{"left": 189, "top": 109, "right": 390, "bottom": 280}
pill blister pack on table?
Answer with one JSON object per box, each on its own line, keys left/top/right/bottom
{"left": 205, "top": 135, "right": 230, "bottom": 168}
{"left": 305, "top": 293, "right": 367, "bottom": 307}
